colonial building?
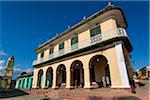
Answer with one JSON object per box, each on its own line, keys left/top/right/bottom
{"left": 32, "top": 3, "right": 133, "bottom": 89}
{"left": 134, "top": 66, "right": 150, "bottom": 80}
{"left": 15, "top": 72, "right": 33, "bottom": 90}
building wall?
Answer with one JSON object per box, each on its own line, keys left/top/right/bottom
{"left": 32, "top": 43, "right": 130, "bottom": 89}
{"left": 37, "top": 19, "right": 117, "bottom": 59}
{"left": 101, "top": 19, "right": 117, "bottom": 33}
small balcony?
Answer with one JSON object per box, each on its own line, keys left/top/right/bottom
{"left": 33, "top": 28, "right": 128, "bottom": 66}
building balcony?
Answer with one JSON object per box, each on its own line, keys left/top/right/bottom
{"left": 33, "top": 27, "right": 128, "bottom": 66}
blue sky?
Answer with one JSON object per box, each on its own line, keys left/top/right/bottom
{"left": 0, "top": 1, "right": 149, "bottom": 79}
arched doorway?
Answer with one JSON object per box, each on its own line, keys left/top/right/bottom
{"left": 37, "top": 69, "right": 44, "bottom": 88}
{"left": 45, "top": 67, "right": 53, "bottom": 88}
{"left": 56, "top": 64, "right": 66, "bottom": 88}
{"left": 18, "top": 79, "right": 21, "bottom": 89}
{"left": 70, "top": 60, "right": 84, "bottom": 88}
{"left": 30, "top": 78, "right": 33, "bottom": 89}
{"left": 26, "top": 77, "right": 29, "bottom": 89}
{"left": 89, "top": 55, "right": 111, "bottom": 88}
{"left": 22, "top": 79, "right": 25, "bottom": 89}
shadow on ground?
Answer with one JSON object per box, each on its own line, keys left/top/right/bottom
{"left": 0, "top": 89, "right": 29, "bottom": 98}
{"left": 113, "top": 96, "right": 141, "bottom": 100}
{"left": 87, "top": 96, "right": 103, "bottom": 100}
{"left": 40, "top": 95, "right": 51, "bottom": 100}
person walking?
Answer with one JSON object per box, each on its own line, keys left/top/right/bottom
{"left": 129, "top": 77, "right": 136, "bottom": 94}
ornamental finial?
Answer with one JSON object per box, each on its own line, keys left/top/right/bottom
{"left": 108, "top": 2, "right": 112, "bottom": 6}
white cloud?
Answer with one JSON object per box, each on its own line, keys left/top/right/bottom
{"left": 24, "top": 68, "right": 33, "bottom": 72}
{"left": 14, "top": 67, "right": 22, "bottom": 72}
{"left": 0, "top": 60, "right": 5, "bottom": 66}
{"left": 0, "top": 50, "right": 7, "bottom": 56}
{"left": 13, "top": 64, "right": 33, "bottom": 78}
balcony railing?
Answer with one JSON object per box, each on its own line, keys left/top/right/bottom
{"left": 71, "top": 43, "right": 78, "bottom": 52}
{"left": 33, "top": 28, "right": 128, "bottom": 65}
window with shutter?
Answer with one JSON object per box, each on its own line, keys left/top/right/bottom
{"left": 49, "top": 48, "right": 54, "bottom": 54}
{"left": 59, "top": 42, "right": 64, "bottom": 50}
{"left": 41, "top": 52, "right": 44, "bottom": 58}
{"left": 71, "top": 36, "right": 78, "bottom": 45}
{"left": 90, "top": 25, "right": 101, "bottom": 37}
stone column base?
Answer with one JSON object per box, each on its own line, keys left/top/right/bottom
{"left": 111, "top": 85, "right": 130, "bottom": 89}
{"left": 65, "top": 85, "right": 71, "bottom": 89}
{"left": 83, "top": 86, "right": 91, "bottom": 89}
{"left": 83, "top": 82, "right": 91, "bottom": 89}
{"left": 52, "top": 86, "right": 59, "bottom": 89}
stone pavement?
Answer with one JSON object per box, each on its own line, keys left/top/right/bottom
{"left": 1, "top": 80, "right": 149, "bottom": 100}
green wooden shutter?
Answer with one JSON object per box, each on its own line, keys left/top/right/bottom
{"left": 49, "top": 48, "right": 54, "bottom": 54}
{"left": 90, "top": 25, "right": 101, "bottom": 37}
{"left": 59, "top": 42, "right": 64, "bottom": 50}
{"left": 71, "top": 36, "right": 78, "bottom": 45}
{"left": 41, "top": 52, "right": 44, "bottom": 58}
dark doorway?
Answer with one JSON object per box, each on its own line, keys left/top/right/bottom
{"left": 73, "top": 69, "right": 80, "bottom": 86}
{"left": 56, "top": 64, "right": 66, "bottom": 88}
{"left": 89, "top": 55, "right": 111, "bottom": 88}
{"left": 70, "top": 60, "right": 84, "bottom": 88}
{"left": 46, "top": 67, "right": 53, "bottom": 88}
{"left": 37, "top": 69, "right": 43, "bottom": 88}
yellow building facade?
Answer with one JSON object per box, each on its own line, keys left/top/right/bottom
{"left": 32, "top": 4, "right": 133, "bottom": 89}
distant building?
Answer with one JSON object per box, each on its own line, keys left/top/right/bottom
{"left": 0, "top": 56, "right": 15, "bottom": 89}
{"left": 15, "top": 72, "right": 33, "bottom": 90}
{"left": 134, "top": 65, "right": 150, "bottom": 80}
{"left": 32, "top": 3, "right": 133, "bottom": 89}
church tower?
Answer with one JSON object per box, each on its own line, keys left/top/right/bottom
{"left": 3, "top": 56, "right": 15, "bottom": 89}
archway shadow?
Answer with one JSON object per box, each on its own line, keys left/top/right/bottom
{"left": 0, "top": 89, "right": 29, "bottom": 98}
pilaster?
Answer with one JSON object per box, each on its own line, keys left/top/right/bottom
{"left": 83, "top": 61, "right": 91, "bottom": 89}
{"left": 52, "top": 68, "right": 57, "bottom": 89}
{"left": 111, "top": 42, "right": 130, "bottom": 88}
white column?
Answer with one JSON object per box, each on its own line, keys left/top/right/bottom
{"left": 15, "top": 79, "right": 19, "bottom": 88}
{"left": 65, "top": 68, "right": 71, "bottom": 88}
{"left": 32, "top": 68, "right": 37, "bottom": 89}
{"left": 113, "top": 42, "right": 130, "bottom": 88}
{"left": 52, "top": 68, "right": 57, "bottom": 88}
{"left": 42, "top": 70, "right": 47, "bottom": 88}
{"left": 83, "top": 61, "right": 91, "bottom": 88}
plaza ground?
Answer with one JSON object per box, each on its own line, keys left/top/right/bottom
{"left": 1, "top": 80, "right": 149, "bottom": 100}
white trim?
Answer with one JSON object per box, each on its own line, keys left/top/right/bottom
{"left": 115, "top": 43, "right": 130, "bottom": 87}
{"left": 111, "top": 86, "right": 130, "bottom": 88}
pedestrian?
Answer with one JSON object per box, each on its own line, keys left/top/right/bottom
{"left": 129, "top": 77, "right": 136, "bottom": 94}
{"left": 106, "top": 76, "right": 110, "bottom": 87}
{"left": 102, "top": 76, "right": 106, "bottom": 87}
{"left": 75, "top": 80, "right": 78, "bottom": 88}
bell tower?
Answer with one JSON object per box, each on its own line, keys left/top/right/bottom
{"left": 3, "top": 56, "right": 15, "bottom": 89}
